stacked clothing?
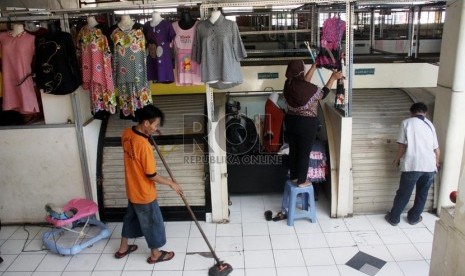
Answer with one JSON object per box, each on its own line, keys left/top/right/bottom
{"left": 307, "top": 139, "right": 327, "bottom": 183}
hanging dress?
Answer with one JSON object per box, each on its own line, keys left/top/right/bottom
{"left": 0, "top": 31, "right": 39, "bottom": 114}
{"left": 263, "top": 98, "right": 284, "bottom": 153}
{"left": 143, "top": 20, "right": 176, "bottom": 83}
{"left": 35, "top": 30, "right": 82, "bottom": 95}
{"left": 109, "top": 23, "right": 152, "bottom": 119}
{"left": 172, "top": 20, "right": 202, "bottom": 86}
{"left": 77, "top": 24, "right": 117, "bottom": 118}
{"left": 315, "top": 17, "right": 346, "bottom": 70}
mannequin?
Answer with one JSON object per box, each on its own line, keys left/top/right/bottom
{"left": 11, "top": 23, "right": 25, "bottom": 37}
{"left": 150, "top": 11, "right": 163, "bottom": 27}
{"left": 269, "top": 92, "right": 279, "bottom": 106}
{"left": 205, "top": 9, "right": 226, "bottom": 86}
{"left": 47, "top": 21, "right": 61, "bottom": 35}
{"left": 178, "top": 11, "right": 195, "bottom": 30}
{"left": 118, "top": 15, "right": 134, "bottom": 30}
{"left": 263, "top": 92, "right": 284, "bottom": 153}
{"left": 25, "top": 22, "right": 38, "bottom": 32}
{"left": 87, "top": 16, "right": 98, "bottom": 28}
{"left": 209, "top": 10, "right": 221, "bottom": 24}
{"left": 143, "top": 11, "right": 176, "bottom": 83}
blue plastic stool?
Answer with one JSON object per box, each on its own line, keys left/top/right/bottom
{"left": 281, "top": 180, "right": 317, "bottom": 226}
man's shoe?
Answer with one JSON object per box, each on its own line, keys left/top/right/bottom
{"left": 385, "top": 212, "right": 398, "bottom": 226}
{"left": 408, "top": 216, "right": 423, "bottom": 225}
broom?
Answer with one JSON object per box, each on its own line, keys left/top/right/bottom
{"left": 304, "top": 41, "right": 325, "bottom": 86}
{"left": 149, "top": 135, "right": 233, "bottom": 276}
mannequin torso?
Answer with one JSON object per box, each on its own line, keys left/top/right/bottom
{"left": 268, "top": 92, "right": 279, "bottom": 107}
{"left": 87, "top": 16, "right": 98, "bottom": 28}
{"left": 47, "top": 22, "right": 61, "bottom": 35}
{"left": 11, "top": 24, "right": 25, "bottom": 37}
{"left": 178, "top": 11, "right": 196, "bottom": 30}
{"left": 150, "top": 12, "right": 163, "bottom": 27}
{"left": 25, "top": 22, "right": 38, "bottom": 32}
{"left": 209, "top": 10, "right": 221, "bottom": 24}
{"left": 118, "top": 15, "right": 134, "bottom": 30}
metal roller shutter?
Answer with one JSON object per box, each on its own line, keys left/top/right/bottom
{"left": 98, "top": 94, "right": 208, "bottom": 220}
{"left": 351, "top": 89, "right": 434, "bottom": 214}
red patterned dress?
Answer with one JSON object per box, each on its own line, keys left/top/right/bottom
{"left": 77, "top": 24, "right": 117, "bottom": 118}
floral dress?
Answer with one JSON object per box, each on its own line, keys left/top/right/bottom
{"left": 109, "top": 23, "right": 152, "bottom": 119}
{"left": 77, "top": 24, "right": 117, "bottom": 118}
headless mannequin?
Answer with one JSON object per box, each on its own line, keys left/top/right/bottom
{"left": 150, "top": 11, "right": 163, "bottom": 27}
{"left": 268, "top": 92, "right": 279, "bottom": 107}
{"left": 47, "top": 21, "right": 61, "bottom": 35}
{"left": 25, "top": 22, "right": 38, "bottom": 32}
{"left": 11, "top": 23, "right": 25, "bottom": 37}
{"left": 87, "top": 16, "right": 98, "bottom": 28}
{"left": 209, "top": 10, "right": 221, "bottom": 24}
{"left": 205, "top": 10, "right": 229, "bottom": 85}
{"left": 178, "top": 11, "right": 196, "bottom": 30}
{"left": 118, "top": 15, "right": 134, "bottom": 30}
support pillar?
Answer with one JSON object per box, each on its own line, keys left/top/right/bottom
{"left": 430, "top": 3, "right": 465, "bottom": 275}
{"left": 437, "top": 0, "right": 465, "bottom": 214}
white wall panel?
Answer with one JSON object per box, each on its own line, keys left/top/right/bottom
{"left": 0, "top": 127, "right": 86, "bottom": 223}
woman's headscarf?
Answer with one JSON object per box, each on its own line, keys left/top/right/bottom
{"left": 283, "top": 60, "right": 319, "bottom": 108}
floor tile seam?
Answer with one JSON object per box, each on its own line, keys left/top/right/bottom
{"left": 381, "top": 239, "right": 412, "bottom": 246}
{"left": 355, "top": 244, "right": 396, "bottom": 263}
{"left": 273, "top": 248, "right": 315, "bottom": 274}
{"left": 319, "top": 230, "right": 334, "bottom": 251}
{"left": 349, "top": 229, "right": 385, "bottom": 247}
{"left": 384, "top": 243, "right": 426, "bottom": 262}
{"left": 62, "top": 254, "right": 100, "bottom": 272}
{"left": 215, "top": 232, "right": 243, "bottom": 238}
{"left": 364, "top": 214, "right": 385, "bottom": 233}
{"left": 0, "top": 253, "right": 20, "bottom": 272}
{"left": 411, "top": 241, "right": 433, "bottom": 258}
{"left": 375, "top": 227, "right": 414, "bottom": 246}
{"left": 91, "top": 253, "right": 130, "bottom": 272}
{"left": 395, "top": 259, "right": 430, "bottom": 275}
{"left": 377, "top": 227, "right": 416, "bottom": 247}
{"left": 11, "top": 226, "right": 42, "bottom": 240}
{"left": 399, "top": 226, "right": 433, "bottom": 244}
{"left": 5, "top": 253, "right": 46, "bottom": 273}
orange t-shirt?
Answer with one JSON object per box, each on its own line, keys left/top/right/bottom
{"left": 122, "top": 127, "right": 157, "bottom": 204}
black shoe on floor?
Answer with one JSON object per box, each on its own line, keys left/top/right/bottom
{"left": 408, "top": 216, "right": 423, "bottom": 225}
{"left": 264, "top": 210, "right": 273, "bottom": 221}
{"left": 385, "top": 212, "right": 399, "bottom": 226}
{"left": 272, "top": 212, "right": 287, "bottom": 221}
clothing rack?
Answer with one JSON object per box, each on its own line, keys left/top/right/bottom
{"left": 0, "top": 16, "right": 63, "bottom": 23}
{"left": 226, "top": 91, "right": 283, "bottom": 97}
{"left": 1, "top": 1, "right": 202, "bottom": 16}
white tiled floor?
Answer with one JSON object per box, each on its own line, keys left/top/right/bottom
{"left": 0, "top": 194, "right": 438, "bottom": 276}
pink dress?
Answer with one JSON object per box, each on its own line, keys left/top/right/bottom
{"left": 77, "top": 25, "right": 117, "bottom": 116}
{"left": 172, "top": 21, "right": 202, "bottom": 86}
{"left": 0, "top": 31, "right": 39, "bottom": 114}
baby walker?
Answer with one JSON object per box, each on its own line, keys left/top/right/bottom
{"left": 42, "top": 198, "right": 110, "bottom": 255}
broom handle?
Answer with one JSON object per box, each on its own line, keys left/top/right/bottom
{"left": 149, "top": 135, "right": 221, "bottom": 263}
{"left": 304, "top": 41, "right": 325, "bottom": 86}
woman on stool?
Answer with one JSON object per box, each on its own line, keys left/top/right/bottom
{"left": 283, "top": 60, "right": 343, "bottom": 187}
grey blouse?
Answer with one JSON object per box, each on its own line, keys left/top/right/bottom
{"left": 192, "top": 15, "right": 247, "bottom": 89}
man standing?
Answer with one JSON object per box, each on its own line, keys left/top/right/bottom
{"left": 114, "top": 104, "right": 183, "bottom": 264}
{"left": 385, "top": 102, "right": 440, "bottom": 226}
